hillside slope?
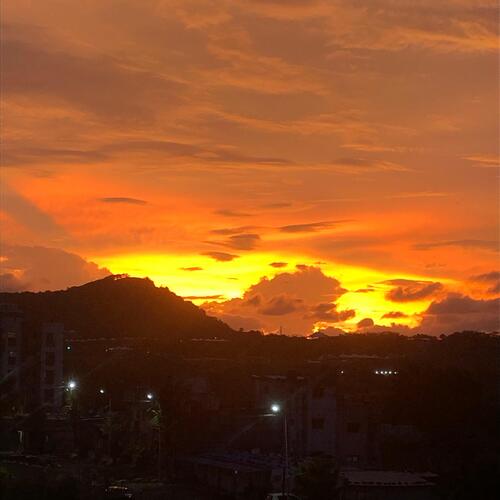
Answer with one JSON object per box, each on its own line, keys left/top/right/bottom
{"left": 0, "top": 275, "right": 235, "bottom": 340}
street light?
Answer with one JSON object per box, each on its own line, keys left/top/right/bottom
{"left": 146, "top": 392, "right": 154, "bottom": 401}
{"left": 67, "top": 380, "right": 77, "bottom": 391}
{"left": 270, "top": 403, "right": 288, "bottom": 497}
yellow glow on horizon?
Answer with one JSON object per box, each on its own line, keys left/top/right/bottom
{"left": 93, "top": 251, "right": 456, "bottom": 332}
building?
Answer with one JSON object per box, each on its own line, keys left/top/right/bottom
{"left": 341, "top": 470, "right": 437, "bottom": 499}
{"left": 0, "top": 303, "right": 24, "bottom": 397}
{"left": 39, "top": 323, "right": 65, "bottom": 410}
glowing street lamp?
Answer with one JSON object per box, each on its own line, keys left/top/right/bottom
{"left": 67, "top": 380, "right": 77, "bottom": 391}
{"left": 99, "top": 388, "right": 105, "bottom": 394}
{"left": 270, "top": 403, "right": 288, "bottom": 497}
{"left": 146, "top": 392, "right": 154, "bottom": 401}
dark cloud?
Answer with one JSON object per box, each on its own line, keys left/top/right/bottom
{"left": 310, "top": 326, "right": 348, "bottom": 337}
{"left": 202, "top": 251, "right": 239, "bottom": 262}
{"left": 215, "top": 209, "right": 253, "bottom": 218}
{"left": 225, "top": 233, "right": 261, "bottom": 250}
{"left": 357, "top": 318, "right": 375, "bottom": 328}
{"left": 244, "top": 295, "right": 262, "bottom": 307}
{"left": 183, "top": 294, "right": 224, "bottom": 300}
{"left": 383, "top": 279, "right": 443, "bottom": 302}
{"left": 306, "top": 302, "right": 355, "bottom": 322}
{"left": 471, "top": 271, "right": 500, "bottom": 283}
{"left": 382, "top": 311, "right": 409, "bottom": 319}
{"left": 180, "top": 267, "right": 203, "bottom": 272}
{"left": 414, "top": 240, "right": 499, "bottom": 251}
{"left": 210, "top": 226, "right": 255, "bottom": 235}
{"left": 270, "top": 262, "right": 288, "bottom": 268}
{"left": 279, "top": 220, "right": 348, "bottom": 233}
{"left": 420, "top": 293, "right": 500, "bottom": 334}
{"left": 0, "top": 245, "right": 110, "bottom": 292}
{"left": 202, "top": 266, "right": 349, "bottom": 334}
{"left": 98, "top": 197, "right": 148, "bottom": 205}
{"left": 259, "top": 295, "right": 303, "bottom": 316}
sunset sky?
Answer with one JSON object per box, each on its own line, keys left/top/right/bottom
{"left": 1, "top": 0, "right": 499, "bottom": 335}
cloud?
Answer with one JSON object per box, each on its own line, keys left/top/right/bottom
{"left": 1, "top": 183, "right": 67, "bottom": 241}
{"left": 183, "top": 294, "right": 224, "bottom": 300}
{"left": 180, "top": 267, "right": 203, "bottom": 271}
{"left": 310, "top": 326, "right": 348, "bottom": 337}
{"left": 279, "top": 220, "right": 347, "bottom": 233}
{"left": 225, "top": 233, "right": 261, "bottom": 250}
{"left": 306, "top": 302, "right": 355, "bottom": 322}
{"left": 383, "top": 279, "right": 443, "bottom": 302}
{"left": 0, "top": 244, "right": 110, "bottom": 292}
{"left": 270, "top": 262, "right": 288, "bottom": 268}
{"left": 382, "top": 311, "right": 409, "bottom": 319}
{"left": 329, "top": 157, "right": 410, "bottom": 173}
{"left": 2, "top": 37, "right": 184, "bottom": 123}
{"left": 414, "top": 240, "right": 499, "bottom": 251}
{"left": 202, "top": 251, "right": 239, "bottom": 261}
{"left": 357, "top": 318, "right": 375, "bottom": 329}
{"left": 98, "top": 197, "right": 148, "bottom": 205}
{"left": 419, "top": 293, "right": 500, "bottom": 334}
{"left": 463, "top": 154, "right": 498, "bottom": 168}
{"left": 471, "top": 271, "right": 500, "bottom": 283}
{"left": 259, "top": 295, "right": 304, "bottom": 315}
{"left": 210, "top": 226, "right": 255, "bottom": 235}
{"left": 215, "top": 209, "right": 253, "bottom": 218}
{"left": 469, "top": 270, "right": 500, "bottom": 295}
{"left": 202, "top": 266, "right": 350, "bottom": 334}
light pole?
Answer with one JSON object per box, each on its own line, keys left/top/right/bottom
{"left": 146, "top": 392, "right": 162, "bottom": 480}
{"left": 271, "top": 403, "right": 288, "bottom": 497}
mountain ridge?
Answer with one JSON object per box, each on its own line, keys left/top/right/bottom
{"left": 0, "top": 274, "right": 236, "bottom": 340}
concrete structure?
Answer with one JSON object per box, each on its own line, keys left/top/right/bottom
{"left": 341, "top": 470, "right": 437, "bottom": 499}
{"left": 0, "top": 303, "right": 23, "bottom": 395}
{"left": 39, "top": 323, "right": 65, "bottom": 409}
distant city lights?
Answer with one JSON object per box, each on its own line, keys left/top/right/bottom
{"left": 374, "top": 370, "right": 398, "bottom": 376}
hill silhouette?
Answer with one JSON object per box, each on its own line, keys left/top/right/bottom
{"left": 0, "top": 275, "right": 235, "bottom": 340}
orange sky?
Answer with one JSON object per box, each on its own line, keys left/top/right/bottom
{"left": 1, "top": 0, "right": 499, "bottom": 335}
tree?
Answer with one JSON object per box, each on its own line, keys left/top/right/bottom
{"left": 295, "top": 455, "right": 342, "bottom": 500}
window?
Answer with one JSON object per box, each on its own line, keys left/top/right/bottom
{"left": 347, "top": 422, "right": 361, "bottom": 433}
{"left": 312, "top": 418, "right": 325, "bottom": 430}
{"left": 46, "top": 352, "right": 55, "bottom": 366}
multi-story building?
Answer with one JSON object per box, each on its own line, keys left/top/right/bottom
{"left": 252, "top": 370, "right": 385, "bottom": 466}
{"left": 0, "top": 303, "right": 24, "bottom": 396}
{"left": 39, "top": 323, "right": 65, "bottom": 409}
